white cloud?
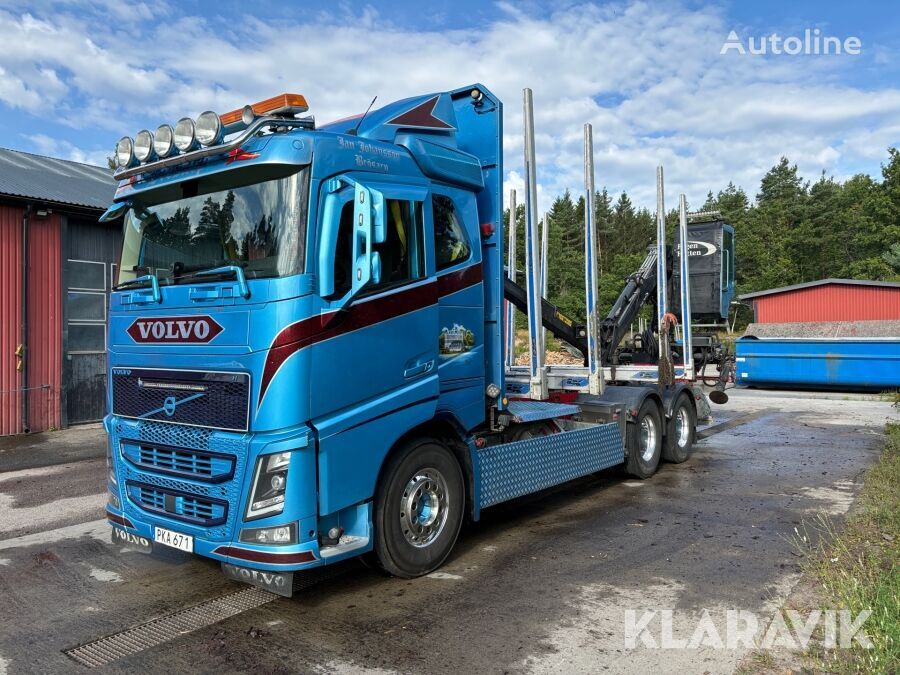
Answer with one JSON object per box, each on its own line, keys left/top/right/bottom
{"left": 0, "top": 1, "right": 897, "bottom": 208}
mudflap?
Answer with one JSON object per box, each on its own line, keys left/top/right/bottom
{"left": 110, "top": 526, "right": 152, "bottom": 554}
{"left": 222, "top": 562, "right": 294, "bottom": 598}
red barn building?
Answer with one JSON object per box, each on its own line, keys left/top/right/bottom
{"left": 740, "top": 279, "right": 900, "bottom": 324}
{"left": 0, "top": 148, "right": 119, "bottom": 435}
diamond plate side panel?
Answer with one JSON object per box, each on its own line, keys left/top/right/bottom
{"left": 504, "top": 399, "right": 581, "bottom": 423}
{"left": 477, "top": 423, "right": 624, "bottom": 509}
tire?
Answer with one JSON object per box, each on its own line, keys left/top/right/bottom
{"left": 373, "top": 438, "right": 465, "bottom": 578}
{"left": 662, "top": 392, "right": 696, "bottom": 463}
{"left": 625, "top": 399, "right": 662, "bottom": 479}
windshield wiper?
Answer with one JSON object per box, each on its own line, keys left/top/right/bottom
{"left": 194, "top": 265, "right": 251, "bottom": 299}
{"left": 113, "top": 274, "right": 162, "bottom": 303}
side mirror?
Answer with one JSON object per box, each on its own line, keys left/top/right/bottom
{"left": 100, "top": 200, "right": 131, "bottom": 223}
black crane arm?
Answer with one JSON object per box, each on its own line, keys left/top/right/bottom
{"left": 503, "top": 277, "right": 588, "bottom": 358}
{"left": 598, "top": 247, "right": 671, "bottom": 364}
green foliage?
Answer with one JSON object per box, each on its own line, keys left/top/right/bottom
{"left": 504, "top": 148, "right": 900, "bottom": 328}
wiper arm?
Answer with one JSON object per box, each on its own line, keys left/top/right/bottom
{"left": 195, "top": 265, "right": 250, "bottom": 299}
{"left": 113, "top": 274, "right": 162, "bottom": 303}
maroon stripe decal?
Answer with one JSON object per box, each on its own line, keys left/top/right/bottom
{"left": 258, "top": 280, "right": 439, "bottom": 405}
{"left": 387, "top": 96, "right": 454, "bottom": 130}
{"left": 257, "top": 263, "right": 482, "bottom": 408}
{"left": 213, "top": 545, "right": 317, "bottom": 564}
{"left": 106, "top": 510, "right": 134, "bottom": 529}
{"left": 437, "top": 262, "right": 482, "bottom": 297}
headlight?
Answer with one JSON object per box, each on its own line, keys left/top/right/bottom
{"left": 154, "top": 124, "right": 175, "bottom": 157}
{"left": 174, "top": 117, "right": 196, "bottom": 151}
{"left": 239, "top": 523, "right": 296, "bottom": 545}
{"left": 107, "top": 488, "right": 121, "bottom": 510}
{"left": 115, "top": 136, "right": 134, "bottom": 168}
{"left": 106, "top": 436, "right": 117, "bottom": 486}
{"left": 195, "top": 111, "right": 222, "bottom": 146}
{"left": 245, "top": 451, "right": 291, "bottom": 519}
{"left": 134, "top": 130, "right": 154, "bottom": 162}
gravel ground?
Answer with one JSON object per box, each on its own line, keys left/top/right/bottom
{"left": 0, "top": 388, "right": 896, "bottom": 674}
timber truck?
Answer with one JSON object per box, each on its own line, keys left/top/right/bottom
{"left": 103, "top": 85, "right": 710, "bottom": 596}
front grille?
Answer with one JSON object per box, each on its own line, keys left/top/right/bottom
{"left": 127, "top": 482, "right": 227, "bottom": 527}
{"left": 140, "top": 446, "right": 214, "bottom": 475}
{"left": 111, "top": 368, "right": 250, "bottom": 432}
{"left": 119, "top": 440, "right": 235, "bottom": 483}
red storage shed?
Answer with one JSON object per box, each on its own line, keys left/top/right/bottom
{"left": 739, "top": 279, "right": 900, "bottom": 324}
{"left": 0, "top": 148, "right": 119, "bottom": 435}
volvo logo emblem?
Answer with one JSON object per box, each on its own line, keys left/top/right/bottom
{"left": 163, "top": 396, "right": 177, "bottom": 416}
{"left": 126, "top": 316, "right": 223, "bottom": 344}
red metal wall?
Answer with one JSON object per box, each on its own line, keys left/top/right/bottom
{"left": 0, "top": 207, "right": 62, "bottom": 435}
{"left": 26, "top": 213, "right": 62, "bottom": 431}
{"left": 0, "top": 205, "right": 24, "bottom": 435}
{"left": 753, "top": 284, "right": 900, "bottom": 323}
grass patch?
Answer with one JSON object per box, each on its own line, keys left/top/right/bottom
{"left": 799, "top": 422, "right": 899, "bottom": 672}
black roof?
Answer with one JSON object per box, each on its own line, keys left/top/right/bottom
{"left": 739, "top": 278, "right": 900, "bottom": 300}
{"left": 0, "top": 147, "right": 115, "bottom": 211}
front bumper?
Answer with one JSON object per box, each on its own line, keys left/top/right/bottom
{"left": 105, "top": 414, "right": 327, "bottom": 576}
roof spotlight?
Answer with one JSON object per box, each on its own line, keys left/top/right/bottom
{"left": 134, "top": 130, "right": 154, "bottom": 163}
{"left": 195, "top": 111, "right": 222, "bottom": 146}
{"left": 174, "top": 117, "right": 197, "bottom": 152}
{"left": 154, "top": 124, "right": 175, "bottom": 157}
{"left": 115, "top": 136, "right": 135, "bottom": 168}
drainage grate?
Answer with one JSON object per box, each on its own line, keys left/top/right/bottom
{"left": 63, "top": 587, "right": 277, "bottom": 668}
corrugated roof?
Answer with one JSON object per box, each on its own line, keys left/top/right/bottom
{"left": 739, "top": 278, "right": 900, "bottom": 300}
{"left": 0, "top": 147, "right": 115, "bottom": 211}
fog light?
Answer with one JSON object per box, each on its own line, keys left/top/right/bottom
{"left": 239, "top": 523, "right": 297, "bottom": 546}
{"left": 154, "top": 124, "right": 175, "bottom": 157}
{"left": 174, "top": 117, "right": 196, "bottom": 151}
{"left": 195, "top": 110, "right": 222, "bottom": 146}
{"left": 115, "top": 136, "right": 134, "bottom": 168}
{"left": 134, "top": 129, "right": 154, "bottom": 162}
{"left": 486, "top": 382, "right": 501, "bottom": 399}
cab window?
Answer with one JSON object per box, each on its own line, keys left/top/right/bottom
{"left": 433, "top": 195, "right": 471, "bottom": 271}
{"left": 332, "top": 198, "right": 424, "bottom": 297}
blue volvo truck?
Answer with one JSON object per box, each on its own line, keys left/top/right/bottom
{"left": 103, "top": 85, "right": 701, "bottom": 596}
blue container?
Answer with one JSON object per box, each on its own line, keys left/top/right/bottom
{"left": 735, "top": 337, "right": 900, "bottom": 390}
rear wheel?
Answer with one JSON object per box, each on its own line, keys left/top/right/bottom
{"left": 662, "top": 393, "right": 695, "bottom": 463}
{"left": 373, "top": 438, "right": 464, "bottom": 578}
{"left": 625, "top": 399, "right": 662, "bottom": 478}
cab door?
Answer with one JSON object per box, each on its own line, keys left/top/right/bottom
{"left": 430, "top": 188, "right": 485, "bottom": 430}
{"left": 311, "top": 177, "right": 440, "bottom": 515}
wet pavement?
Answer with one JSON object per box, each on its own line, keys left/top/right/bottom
{"left": 0, "top": 389, "right": 895, "bottom": 674}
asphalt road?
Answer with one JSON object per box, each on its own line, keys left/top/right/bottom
{"left": 0, "top": 389, "right": 895, "bottom": 674}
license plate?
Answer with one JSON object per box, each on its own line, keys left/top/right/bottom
{"left": 153, "top": 526, "right": 193, "bottom": 553}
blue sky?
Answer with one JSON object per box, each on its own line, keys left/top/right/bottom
{"left": 1, "top": 0, "right": 898, "bottom": 209}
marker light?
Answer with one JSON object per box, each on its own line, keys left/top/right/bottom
{"left": 174, "top": 117, "right": 196, "bottom": 151}
{"left": 195, "top": 111, "right": 222, "bottom": 146}
{"left": 134, "top": 130, "right": 154, "bottom": 162}
{"left": 219, "top": 93, "right": 310, "bottom": 128}
{"left": 115, "top": 136, "right": 135, "bottom": 168}
{"left": 154, "top": 124, "right": 175, "bottom": 157}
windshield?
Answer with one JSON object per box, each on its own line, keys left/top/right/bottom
{"left": 117, "top": 166, "right": 309, "bottom": 285}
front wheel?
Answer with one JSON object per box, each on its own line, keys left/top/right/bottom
{"left": 662, "top": 392, "right": 695, "bottom": 463}
{"left": 373, "top": 438, "right": 464, "bottom": 578}
{"left": 625, "top": 399, "right": 662, "bottom": 479}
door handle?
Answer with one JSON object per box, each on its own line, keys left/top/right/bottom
{"left": 404, "top": 360, "right": 434, "bottom": 378}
